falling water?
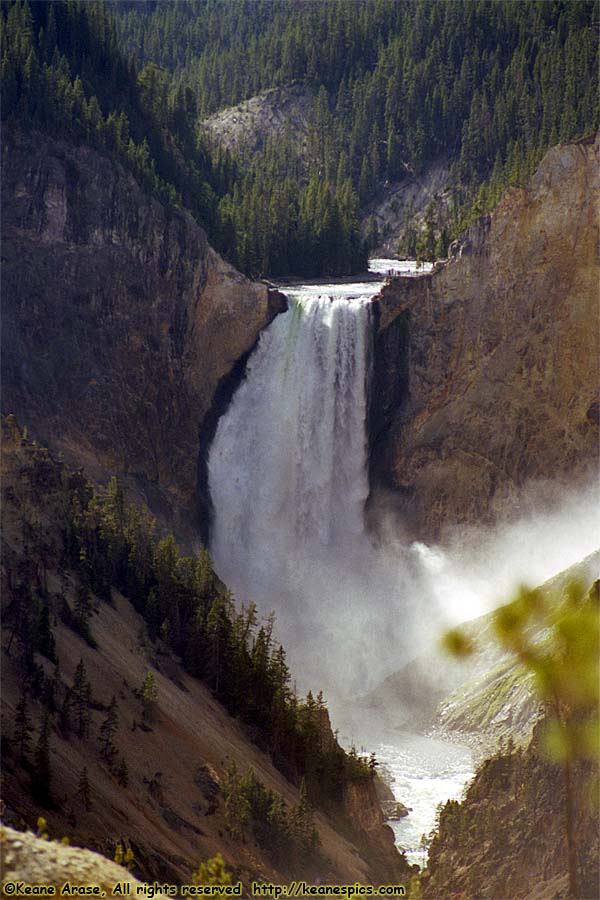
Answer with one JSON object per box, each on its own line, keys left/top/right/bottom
{"left": 208, "top": 288, "right": 413, "bottom": 695}
{"left": 211, "top": 294, "right": 371, "bottom": 552}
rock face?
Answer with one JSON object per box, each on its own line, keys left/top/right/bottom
{"left": 362, "top": 157, "right": 450, "bottom": 256}
{"left": 201, "top": 83, "right": 315, "bottom": 160}
{"left": 421, "top": 719, "right": 599, "bottom": 900}
{"left": 1, "top": 126, "right": 286, "bottom": 543}
{"left": 369, "top": 134, "right": 599, "bottom": 538}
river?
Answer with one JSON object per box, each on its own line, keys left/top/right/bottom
{"left": 374, "top": 731, "right": 474, "bottom": 867}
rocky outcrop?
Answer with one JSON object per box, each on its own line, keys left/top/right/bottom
{"left": 362, "top": 157, "right": 451, "bottom": 256}
{"left": 341, "top": 779, "right": 413, "bottom": 884}
{"left": 369, "top": 134, "right": 600, "bottom": 538}
{"left": 380, "top": 800, "right": 410, "bottom": 821}
{"left": 1, "top": 126, "right": 286, "bottom": 543}
{"left": 201, "top": 83, "right": 315, "bottom": 161}
{"left": 0, "top": 825, "right": 171, "bottom": 899}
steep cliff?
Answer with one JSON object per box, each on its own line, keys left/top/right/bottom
{"left": 369, "top": 134, "right": 599, "bottom": 538}
{"left": 1, "top": 126, "right": 286, "bottom": 544}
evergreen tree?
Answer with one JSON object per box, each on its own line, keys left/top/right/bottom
{"left": 37, "top": 603, "right": 57, "bottom": 662}
{"left": 31, "top": 714, "right": 52, "bottom": 806}
{"left": 116, "top": 757, "right": 129, "bottom": 788}
{"left": 140, "top": 670, "right": 158, "bottom": 725}
{"left": 77, "top": 765, "right": 91, "bottom": 811}
{"left": 73, "top": 579, "right": 94, "bottom": 642}
{"left": 14, "top": 694, "right": 33, "bottom": 765}
{"left": 72, "top": 658, "right": 92, "bottom": 738}
{"left": 98, "top": 695, "right": 119, "bottom": 767}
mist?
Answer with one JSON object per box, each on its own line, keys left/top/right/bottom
{"left": 412, "top": 478, "right": 600, "bottom": 630}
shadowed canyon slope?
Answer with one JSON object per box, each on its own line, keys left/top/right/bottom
{"left": 370, "top": 134, "right": 600, "bottom": 538}
{"left": 1, "top": 126, "right": 286, "bottom": 542}
{"left": 1, "top": 421, "right": 408, "bottom": 886}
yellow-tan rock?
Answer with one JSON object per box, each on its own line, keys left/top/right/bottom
{"left": 370, "top": 134, "right": 599, "bottom": 537}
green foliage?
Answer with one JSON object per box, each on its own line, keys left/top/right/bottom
{"left": 441, "top": 577, "right": 600, "bottom": 899}
{"left": 2, "top": 417, "right": 378, "bottom": 823}
{"left": 445, "top": 579, "right": 599, "bottom": 763}
{"left": 114, "top": 842, "right": 135, "bottom": 871}
{"left": 73, "top": 579, "right": 96, "bottom": 646}
{"left": 36, "top": 816, "right": 49, "bottom": 840}
{"left": 6, "top": 2, "right": 596, "bottom": 273}
{"left": 192, "top": 853, "right": 232, "bottom": 886}
{"left": 217, "top": 162, "right": 367, "bottom": 278}
{"left": 71, "top": 658, "right": 92, "bottom": 739}
{"left": 140, "top": 671, "right": 158, "bottom": 725}
{"left": 1, "top": 0, "right": 188, "bottom": 209}
{"left": 222, "top": 765, "right": 320, "bottom": 868}
{"left": 113, "top": 0, "right": 598, "bottom": 261}
{"left": 0, "top": 0, "right": 365, "bottom": 278}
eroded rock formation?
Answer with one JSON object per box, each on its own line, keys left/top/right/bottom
{"left": 1, "top": 126, "right": 286, "bottom": 543}
{"left": 369, "top": 134, "right": 599, "bottom": 537}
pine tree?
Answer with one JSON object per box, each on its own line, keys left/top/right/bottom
{"left": 31, "top": 714, "right": 52, "bottom": 806}
{"left": 140, "top": 671, "right": 158, "bottom": 725}
{"left": 98, "top": 696, "right": 119, "bottom": 767}
{"left": 116, "top": 757, "right": 129, "bottom": 787}
{"left": 77, "top": 766, "right": 91, "bottom": 811}
{"left": 74, "top": 579, "right": 93, "bottom": 641}
{"left": 72, "top": 658, "right": 92, "bottom": 738}
{"left": 290, "top": 777, "right": 319, "bottom": 855}
{"left": 222, "top": 762, "right": 249, "bottom": 840}
{"left": 14, "top": 694, "right": 33, "bottom": 765}
{"left": 37, "top": 603, "right": 56, "bottom": 662}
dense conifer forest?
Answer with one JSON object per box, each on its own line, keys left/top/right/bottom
{"left": 113, "top": 0, "right": 599, "bottom": 260}
{"left": 2, "top": 0, "right": 598, "bottom": 275}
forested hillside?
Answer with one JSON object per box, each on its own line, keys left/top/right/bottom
{"left": 1, "top": 416, "right": 372, "bottom": 808}
{"left": 1, "top": 416, "right": 409, "bottom": 883}
{"left": 112, "top": 0, "right": 599, "bottom": 263}
{"left": 2, "top": 1, "right": 597, "bottom": 277}
{"left": 0, "top": 0, "right": 365, "bottom": 278}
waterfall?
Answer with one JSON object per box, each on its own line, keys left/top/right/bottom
{"left": 209, "top": 294, "right": 371, "bottom": 559}
{"left": 208, "top": 291, "right": 402, "bottom": 696}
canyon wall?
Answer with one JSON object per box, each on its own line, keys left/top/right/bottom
{"left": 1, "top": 126, "right": 286, "bottom": 544}
{"left": 370, "top": 134, "right": 599, "bottom": 538}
